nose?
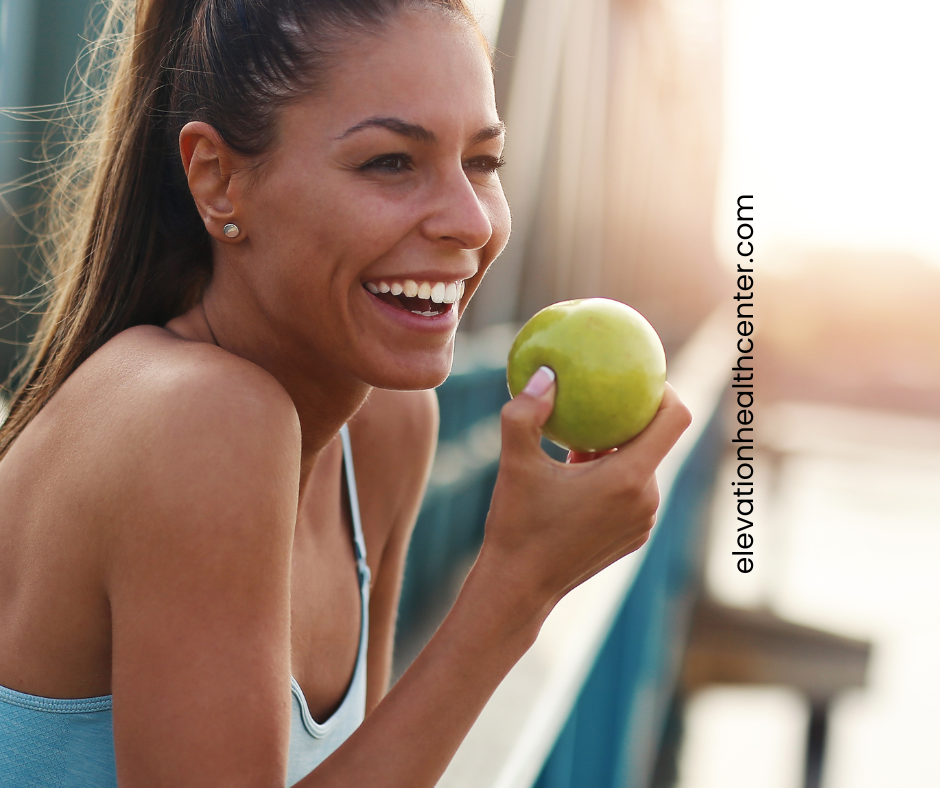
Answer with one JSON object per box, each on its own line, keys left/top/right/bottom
{"left": 420, "top": 166, "right": 494, "bottom": 251}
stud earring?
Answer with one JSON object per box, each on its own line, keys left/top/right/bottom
{"left": 223, "top": 223, "right": 240, "bottom": 238}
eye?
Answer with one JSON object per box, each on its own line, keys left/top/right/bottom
{"left": 464, "top": 155, "right": 506, "bottom": 174}
{"left": 359, "top": 153, "right": 414, "bottom": 172}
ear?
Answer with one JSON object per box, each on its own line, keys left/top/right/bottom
{"left": 179, "top": 122, "right": 244, "bottom": 242}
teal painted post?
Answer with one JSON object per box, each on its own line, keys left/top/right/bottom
{"left": 533, "top": 404, "right": 724, "bottom": 788}
{"left": 0, "top": 0, "right": 40, "bottom": 376}
{"left": 396, "top": 365, "right": 511, "bottom": 643}
{"left": 0, "top": 0, "right": 95, "bottom": 379}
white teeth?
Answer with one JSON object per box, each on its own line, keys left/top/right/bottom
{"left": 367, "top": 278, "right": 465, "bottom": 304}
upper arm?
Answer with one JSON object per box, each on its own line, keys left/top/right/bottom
{"left": 348, "top": 388, "right": 438, "bottom": 710}
{"left": 104, "top": 362, "right": 300, "bottom": 787}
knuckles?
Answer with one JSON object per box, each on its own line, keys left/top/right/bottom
{"left": 499, "top": 401, "right": 548, "bottom": 456}
{"left": 500, "top": 396, "right": 553, "bottom": 432}
{"left": 499, "top": 400, "right": 529, "bottom": 432}
{"left": 663, "top": 396, "right": 693, "bottom": 433}
{"left": 487, "top": 393, "right": 684, "bottom": 598}
{"left": 615, "top": 471, "right": 650, "bottom": 501}
{"left": 499, "top": 399, "right": 536, "bottom": 438}
{"left": 674, "top": 404, "right": 693, "bottom": 436}
{"left": 642, "top": 484, "right": 661, "bottom": 517}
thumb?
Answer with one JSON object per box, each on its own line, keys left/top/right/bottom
{"left": 500, "top": 366, "right": 556, "bottom": 460}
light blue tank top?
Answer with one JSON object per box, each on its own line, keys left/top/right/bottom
{"left": 0, "top": 425, "right": 370, "bottom": 788}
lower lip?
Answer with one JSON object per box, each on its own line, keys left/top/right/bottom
{"left": 364, "top": 288, "right": 459, "bottom": 333}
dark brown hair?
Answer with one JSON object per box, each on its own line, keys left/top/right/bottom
{"left": 0, "top": 0, "right": 482, "bottom": 458}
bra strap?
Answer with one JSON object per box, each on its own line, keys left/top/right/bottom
{"left": 339, "top": 425, "right": 370, "bottom": 582}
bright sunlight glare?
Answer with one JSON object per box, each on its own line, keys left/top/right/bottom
{"left": 717, "top": 0, "right": 940, "bottom": 270}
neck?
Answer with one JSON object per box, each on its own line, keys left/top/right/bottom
{"left": 169, "top": 289, "right": 371, "bottom": 485}
{"left": 283, "top": 370, "right": 371, "bottom": 482}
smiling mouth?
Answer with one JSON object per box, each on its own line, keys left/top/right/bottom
{"left": 372, "top": 291, "right": 452, "bottom": 316}
{"left": 364, "top": 278, "right": 465, "bottom": 317}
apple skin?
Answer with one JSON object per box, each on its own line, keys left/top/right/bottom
{"left": 507, "top": 298, "right": 667, "bottom": 452}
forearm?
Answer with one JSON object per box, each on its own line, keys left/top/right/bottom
{"left": 298, "top": 552, "right": 548, "bottom": 788}
{"left": 297, "top": 383, "right": 690, "bottom": 788}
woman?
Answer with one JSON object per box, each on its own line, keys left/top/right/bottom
{"left": 0, "top": 0, "right": 691, "bottom": 785}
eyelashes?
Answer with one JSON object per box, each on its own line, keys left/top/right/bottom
{"left": 466, "top": 155, "right": 507, "bottom": 174}
{"left": 359, "top": 153, "right": 413, "bottom": 172}
{"left": 358, "top": 153, "right": 506, "bottom": 175}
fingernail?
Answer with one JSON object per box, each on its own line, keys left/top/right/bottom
{"left": 523, "top": 365, "right": 556, "bottom": 397}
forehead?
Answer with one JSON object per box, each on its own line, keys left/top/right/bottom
{"left": 283, "top": 9, "right": 498, "bottom": 142}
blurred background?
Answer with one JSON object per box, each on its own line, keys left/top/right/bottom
{"left": 1, "top": 0, "right": 938, "bottom": 786}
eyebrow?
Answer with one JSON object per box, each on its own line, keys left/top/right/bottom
{"left": 337, "top": 116, "right": 505, "bottom": 146}
{"left": 470, "top": 122, "right": 506, "bottom": 146}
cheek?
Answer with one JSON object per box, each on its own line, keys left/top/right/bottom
{"left": 259, "top": 183, "right": 418, "bottom": 287}
{"left": 302, "top": 183, "right": 422, "bottom": 265}
{"left": 483, "top": 186, "right": 512, "bottom": 260}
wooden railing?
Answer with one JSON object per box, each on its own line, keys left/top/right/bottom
{"left": 396, "top": 311, "right": 732, "bottom": 786}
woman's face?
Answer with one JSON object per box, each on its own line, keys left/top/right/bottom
{"left": 222, "top": 9, "right": 509, "bottom": 391}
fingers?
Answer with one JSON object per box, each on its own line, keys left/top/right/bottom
{"left": 488, "top": 378, "right": 683, "bottom": 608}
{"left": 605, "top": 384, "right": 691, "bottom": 477}
{"left": 500, "top": 366, "right": 557, "bottom": 463}
{"left": 565, "top": 385, "right": 690, "bottom": 472}
{"left": 567, "top": 450, "right": 595, "bottom": 464}
{"left": 566, "top": 448, "right": 616, "bottom": 464}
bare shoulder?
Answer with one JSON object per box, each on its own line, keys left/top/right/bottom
{"left": 67, "top": 325, "right": 297, "bottom": 451}
{"left": 348, "top": 387, "right": 439, "bottom": 481}
{"left": 76, "top": 328, "right": 300, "bottom": 782}
{"left": 351, "top": 387, "right": 439, "bottom": 451}
{"left": 40, "top": 325, "right": 302, "bottom": 541}
{"left": 0, "top": 325, "right": 301, "bottom": 702}
{"left": 346, "top": 388, "right": 439, "bottom": 557}
{"left": 83, "top": 325, "right": 298, "bottom": 439}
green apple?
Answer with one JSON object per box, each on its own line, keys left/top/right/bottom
{"left": 507, "top": 298, "right": 667, "bottom": 452}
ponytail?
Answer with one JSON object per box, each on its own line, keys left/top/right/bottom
{"left": 0, "top": 0, "right": 208, "bottom": 457}
{"left": 0, "top": 0, "right": 481, "bottom": 459}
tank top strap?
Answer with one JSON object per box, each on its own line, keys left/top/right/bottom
{"left": 339, "top": 424, "right": 370, "bottom": 586}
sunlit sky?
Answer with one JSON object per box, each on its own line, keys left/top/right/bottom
{"left": 474, "top": 0, "right": 940, "bottom": 269}
{"left": 718, "top": 0, "right": 940, "bottom": 269}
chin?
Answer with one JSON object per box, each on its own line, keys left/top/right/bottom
{"left": 364, "top": 349, "right": 454, "bottom": 392}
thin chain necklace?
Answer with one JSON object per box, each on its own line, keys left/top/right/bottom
{"left": 203, "top": 305, "right": 221, "bottom": 348}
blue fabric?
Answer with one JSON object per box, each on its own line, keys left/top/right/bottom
{"left": 286, "top": 424, "right": 371, "bottom": 786}
{"left": 0, "top": 425, "right": 369, "bottom": 787}
{"left": 0, "top": 688, "right": 116, "bottom": 786}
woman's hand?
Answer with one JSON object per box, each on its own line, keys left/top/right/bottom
{"left": 477, "top": 368, "right": 692, "bottom": 620}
